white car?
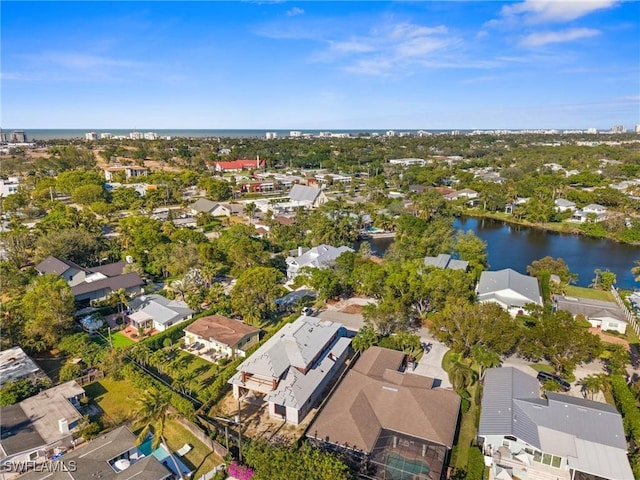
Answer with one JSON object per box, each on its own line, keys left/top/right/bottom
{"left": 301, "top": 307, "right": 313, "bottom": 316}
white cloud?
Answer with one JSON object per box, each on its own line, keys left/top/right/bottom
{"left": 286, "top": 7, "right": 304, "bottom": 17}
{"left": 329, "top": 40, "right": 375, "bottom": 54}
{"left": 499, "top": 0, "right": 619, "bottom": 24}
{"left": 520, "top": 27, "right": 600, "bottom": 46}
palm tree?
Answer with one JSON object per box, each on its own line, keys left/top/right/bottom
{"left": 471, "top": 344, "right": 501, "bottom": 380}
{"left": 580, "top": 373, "right": 609, "bottom": 400}
{"left": 109, "top": 288, "right": 129, "bottom": 325}
{"left": 244, "top": 202, "right": 257, "bottom": 225}
{"left": 449, "top": 361, "right": 476, "bottom": 391}
{"left": 134, "top": 388, "right": 184, "bottom": 479}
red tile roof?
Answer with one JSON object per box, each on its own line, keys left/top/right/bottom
{"left": 215, "top": 160, "right": 265, "bottom": 170}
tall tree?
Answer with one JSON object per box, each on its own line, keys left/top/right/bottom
{"left": 429, "top": 299, "right": 519, "bottom": 358}
{"left": 22, "top": 274, "right": 75, "bottom": 351}
{"left": 134, "top": 388, "right": 184, "bottom": 479}
{"left": 231, "top": 267, "right": 284, "bottom": 325}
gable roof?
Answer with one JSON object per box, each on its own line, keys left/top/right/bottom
{"left": 190, "top": 198, "right": 218, "bottom": 214}
{"left": 286, "top": 244, "right": 353, "bottom": 270}
{"left": 89, "top": 261, "right": 126, "bottom": 277}
{"left": 288, "top": 184, "right": 322, "bottom": 203}
{"left": 423, "top": 253, "right": 469, "bottom": 271}
{"left": 215, "top": 159, "right": 264, "bottom": 170}
{"left": 307, "top": 346, "right": 460, "bottom": 452}
{"left": 127, "top": 294, "right": 194, "bottom": 327}
{"left": 71, "top": 272, "right": 144, "bottom": 296}
{"left": 479, "top": 367, "right": 632, "bottom": 480}
{"left": 554, "top": 296, "right": 626, "bottom": 323}
{"left": 477, "top": 269, "right": 542, "bottom": 307}
{"left": 233, "top": 316, "right": 342, "bottom": 379}
{"left": 35, "top": 256, "right": 85, "bottom": 275}
{"left": 0, "top": 346, "right": 47, "bottom": 388}
{"left": 17, "top": 426, "right": 172, "bottom": 480}
{"left": 184, "top": 315, "right": 259, "bottom": 347}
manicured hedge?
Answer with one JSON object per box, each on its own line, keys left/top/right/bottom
{"left": 141, "top": 317, "right": 198, "bottom": 351}
{"left": 465, "top": 447, "right": 485, "bottom": 480}
{"left": 610, "top": 375, "right": 640, "bottom": 479}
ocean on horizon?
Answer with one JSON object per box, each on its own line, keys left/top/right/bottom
{"left": 8, "top": 128, "right": 466, "bottom": 141}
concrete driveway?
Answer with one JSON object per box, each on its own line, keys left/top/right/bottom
{"left": 318, "top": 309, "right": 453, "bottom": 389}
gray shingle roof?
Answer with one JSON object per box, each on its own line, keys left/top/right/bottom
{"left": 288, "top": 184, "right": 322, "bottom": 203}
{"left": 127, "top": 294, "right": 194, "bottom": 327}
{"left": 477, "top": 269, "right": 542, "bottom": 307}
{"left": 190, "top": 198, "right": 218, "bottom": 213}
{"left": 286, "top": 244, "right": 353, "bottom": 271}
{"left": 35, "top": 256, "right": 85, "bottom": 275}
{"left": 423, "top": 253, "right": 469, "bottom": 271}
{"left": 71, "top": 272, "right": 144, "bottom": 296}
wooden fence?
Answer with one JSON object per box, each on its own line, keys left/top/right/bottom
{"left": 176, "top": 416, "right": 229, "bottom": 458}
{"left": 611, "top": 287, "right": 640, "bottom": 336}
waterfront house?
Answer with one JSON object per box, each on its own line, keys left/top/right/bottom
{"left": 285, "top": 244, "right": 353, "bottom": 281}
{"left": 228, "top": 316, "right": 351, "bottom": 425}
{"left": 307, "top": 346, "right": 460, "bottom": 480}
{"left": 126, "top": 294, "right": 194, "bottom": 333}
{"left": 554, "top": 198, "right": 576, "bottom": 212}
{"left": 478, "top": 367, "right": 633, "bottom": 480}
{"left": 477, "top": 268, "right": 542, "bottom": 316}
{"left": 0, "top": 381, "right": 85, "bottom": 471}
{"left": 553, "top": 295, "right": 628, "bottom": 334}
{"left": 423, "top": 253, "right": 469, "bottom": 271}
{"left": 183, "top": 315, "right": 260, "bottom": 359}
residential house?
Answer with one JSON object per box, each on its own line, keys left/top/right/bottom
{"left": 554, "top": 295, "right": 628, "bottom": 334}
{"left": 228, "top": 316, "right": 351, "bottom": 425}
{"left": 212, "top": 202, "right": 244, "bottom": 217}
{"left": 35, "top": 257, "right": 144, "bottom": 305}
{"left": 307, "top": 346, "right": 460, "bottom": 480}
{"left": 445, "top": 188, "right": 478, "bottom": 201}
{"left": 478, "top": 367, "right": 633, "bottom": 480}
{"left": 17, "top": 426, "right": 174, "bottom": 480}
{"left": 477, "top": 268, "right": 542, "bottom": 316}
{"left": 388, "top": 158, "right": 428, "bottom": 167}
{"left": 213, "top": 158, "right": 265, "bottom": 173}
{"left": 0, "top": 177, "right": 20, "bottom": 197}
{"left": 102, "top": 165, "right": 148, "bottom": 182}
{"left": 554, "top": 198, "right": 576, "bottom": 212}
{"left": 184, "top": 315, "right": 260, "bottom": 358}
{"left": 423, "top": 253, "right": 469, "bottom": 271}
{"left": 190, "top": 198, "right": 218, "bottom": 216}
{"left": 288, "top": 184, "right": 328, "bottom": 209}
{"left": 0, "top": 346, "right": 49, "bottom": 388}
{"left": 126, "top": 294, "right": 194, "bottom": 333}
{"left": 285, "top": 244, "right": 353, "bottom": 281}
{"left": 0, "top": 382, "right": 85, "bottom": 471}
{"left": 571, "top": 204, "right": 608, "bottom": 223}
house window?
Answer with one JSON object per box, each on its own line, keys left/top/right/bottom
{"left": 552, "top": 456, "right": 562, "bottom": 468}
{"left": 504, "top": 435, "right": 517, "bottom": 442}
{"left": 274, "top": 404, "right": 286, "bottom": 417}
{"left": 29, "top": 451, "right": 39, "bottom": 460}
{"left": 542, "top": 453, "right": 552, "bottom": 465}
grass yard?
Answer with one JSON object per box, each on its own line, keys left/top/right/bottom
{"left": 93, "top": 330, "right": 135, "bottom": 348}
{"left": 564, "top": 285, "right": 614, "bottom": 302}
{"left": 453, "top": 391, "right": 480, "bottom": 471}
{"left": 84, "top": 377, "right": 223, "bottom": 478}
{"left": 162, "top": 419, "right": 224, "bottom": 478}
{"left": 84, "top": 377, "right": 139, "bottom": 425}
{"left": 529, "top": 363, "right": 554, "bottom": 374}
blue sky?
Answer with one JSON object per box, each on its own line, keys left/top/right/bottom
{"left": 2, "top": 1, "right": 639, "bottom": 130}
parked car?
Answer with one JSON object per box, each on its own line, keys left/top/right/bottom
{"left": 301, "top": 307, "right": 313, "bottom": 316}
{"left": 536, "top": 371, "right": 571, "bottom": 392}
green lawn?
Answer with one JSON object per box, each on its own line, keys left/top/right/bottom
{"left": 529, "top": 363, "right": 554, "bottom": 374}
{"left": 564, "top": 285, "right": 614, "bottom": 302}
{"left": 92, "top": 330, "right": 135, "bottom": 348}
{"left": 85, "top": 377, "right": 223, "bottom": 478}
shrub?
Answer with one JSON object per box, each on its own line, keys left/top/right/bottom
{"left": 465, "top": 447, "right": 485, "bottom": 480}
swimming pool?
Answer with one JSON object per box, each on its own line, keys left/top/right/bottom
{"left": 137, "top": 439, "right": 194, "bottom": 477}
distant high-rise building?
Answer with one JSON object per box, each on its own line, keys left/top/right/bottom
{"left": 143, "top": 132, "right": 157, "bottom": 140}
{"left": 100, "top": 132, "right": 112, "bottom": 139}
{"left": 130, "top": 130, "right": 143, "bottom": 140}
{"left": 635, "top": 124, "right": 640, "bottom": 134}
{"left": 265, "top": 132, "right": 277, "bottom": 139}
{"left": 610, "top": 124, "right": 626, "bottom": 134}
{"left": 586, "top": 128, "right": 598, "bottom": 134}
{"left": 10, "top": 130, "right": 26, "bottom": 143}
{"left": 0, "top": 128, "right": 7, "bottom": 143}
{"left": 290, "top": 131, "right": 302, "bottom": 137}
{"left": 85, "top": 132, "right": 97, "bottom": 141}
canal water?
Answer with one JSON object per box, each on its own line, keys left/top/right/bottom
{"left": 364, "top": 217, "right": 640, "bottom": 290}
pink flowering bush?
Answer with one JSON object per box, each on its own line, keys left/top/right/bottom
{"left": 228, "top": 461, "right": 255, "bottom": 480}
